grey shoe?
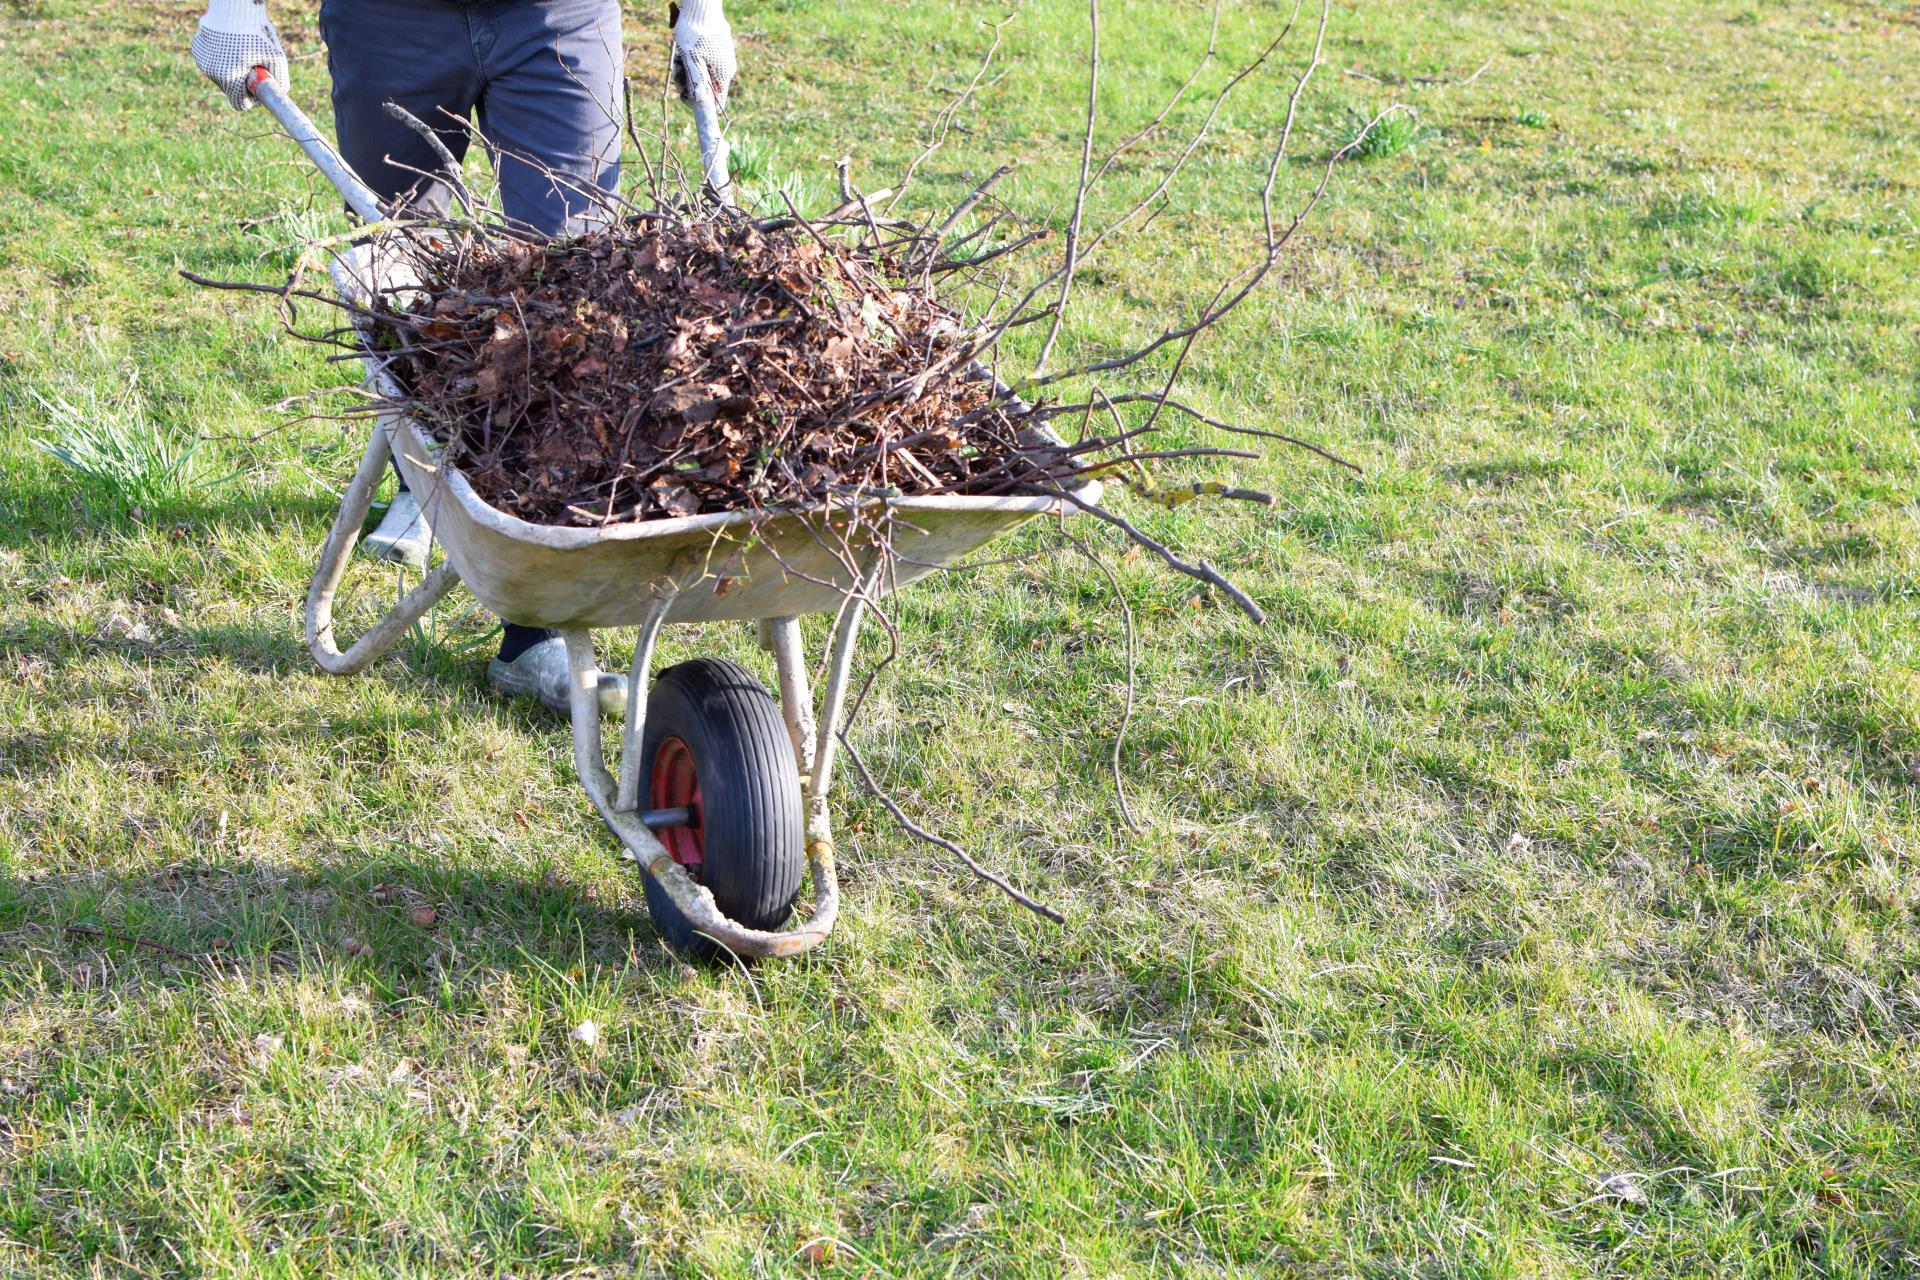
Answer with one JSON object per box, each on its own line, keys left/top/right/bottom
{"left": 487, "top": 637, "right": 627, "bottom": 719}
{"left": 363, "top": 490, "right": 432, "bottom": 570}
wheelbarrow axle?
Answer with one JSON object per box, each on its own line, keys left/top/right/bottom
{"left": 638, "top": 805, "right": 693, "bottom": 830}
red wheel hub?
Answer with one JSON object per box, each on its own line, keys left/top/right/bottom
{"left": 649, "top": 736, "right": 705, "bottom": 872}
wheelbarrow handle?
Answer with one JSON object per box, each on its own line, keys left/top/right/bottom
{"left": 684, "top": 71, "right": 734, "bottom": 208}
{"left": 246, "top": 68, "right": 386, "bottom": 224}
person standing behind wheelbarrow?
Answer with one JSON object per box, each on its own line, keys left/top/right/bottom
{"left": 189, "top": 0, "right": 737, "bottom": 717}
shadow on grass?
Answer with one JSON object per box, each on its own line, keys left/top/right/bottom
{"left": 0, "top": 468, "right": 343, "bottom": 554}
{"left": 0, "top": 605, "right": 507, "bottom": 692}
{"left": 1, "top": 599, "right": 650, "bottom": 975}
{"left": 1, "top": 615, "right": 310, "bottom": 677}
{"left": 0, "top": 852, "right": 676, "bottom": 1004}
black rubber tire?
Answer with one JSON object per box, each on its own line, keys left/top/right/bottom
{"left": 639, "top": 658, "right": 804, "bottom": 961}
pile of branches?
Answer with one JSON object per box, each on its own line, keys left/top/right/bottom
{"left": 363, "top": 215, "right": 1070, "bottom": 528}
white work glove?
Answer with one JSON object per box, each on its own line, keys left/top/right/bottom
{"left": 191, "top": 0, "right": 287, "bottom": 111}
{"left": 670, "top": 0, "right": 737, "bottom": 110}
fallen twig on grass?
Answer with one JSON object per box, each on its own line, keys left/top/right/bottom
{"left": 838, "top": 730, "right": 1067, "bottom": 924}
{"left": 63, "top": 924, "right": 235, "bottom": 967}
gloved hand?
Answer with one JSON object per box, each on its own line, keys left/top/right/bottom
{"left": 670, "top": 0, "right": 737, "bottom": 111}
{"left": 191, "top": 0, "right": 287, "bottom": 111}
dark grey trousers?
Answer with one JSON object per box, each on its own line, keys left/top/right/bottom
{"left": 320, "top": 0, "right": 625, "bottom": 658}
{"left": 319, "top": 0, "right": 625, "bottom": 237}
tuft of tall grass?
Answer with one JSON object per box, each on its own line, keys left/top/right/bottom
{"left": 726, "top": 139, "right": 825, "bottom": 218}
{"left": 243, "top": 206, "right": 349, "bottom": 265}
{"left": 1344, "top": 106, "right": 1430, "bottom": 161}
{"left": 30, "top": 373, "right": 205, "bottom": 513}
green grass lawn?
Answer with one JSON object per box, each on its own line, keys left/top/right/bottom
{"left": 3, "top": 0, "right": 1918, "bottom": 1274}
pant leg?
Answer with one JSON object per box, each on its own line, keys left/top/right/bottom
{"left": 472, "top": 0, "right": 625, "bottom": 237}
{"left": 318, "top": 0, "right": 485, "bottom": 214}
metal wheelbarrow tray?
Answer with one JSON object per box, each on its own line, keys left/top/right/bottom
{"left": 366, "top": 386, "right": 1083, "bottom": 631}
{"left": 249, "top": 73, "right": 1100, "bottom": 958}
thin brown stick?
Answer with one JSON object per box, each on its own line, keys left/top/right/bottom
{"left": 926, "top": 165, "right": 1012, "bottom": 250}
{"left": 883, "top": 12, "right": 1018, "bottom": 214}
{"left": 839, "top": 732, "right": 1067, "bottom": 924}
{"left": 1052, "top": 485, "right": 1265, "bottom": 623}
{"left": 1084, "top": 0, "right": 1221, "bottom": 195}
{"left": 1029, "top": 395, "right": 1362, "bottom": 473}
{"left": 63, "top": 924, "right": 233, "bottom": 966}
{"left": 1034, "top": 0, "right": 1101, "bottom": 376}
{"left": 381, "top": 102, "right": 476, "bottom": 218}
{"left": 1077, "top": 1, "right": 1305, "bottom": 266}
{"left": 1067, "top": 532, "right": 1141, "bottom": 832}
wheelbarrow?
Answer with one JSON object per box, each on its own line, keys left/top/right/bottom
{"left": 244, "top": 69, "right": 1098, "bottom": 958}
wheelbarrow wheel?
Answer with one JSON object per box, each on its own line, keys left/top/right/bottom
{"left": 639, "top": 657, "right": 804, "bottom": 960}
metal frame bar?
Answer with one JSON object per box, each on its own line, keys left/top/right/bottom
{"left": 304, "top": 418, "right": 461, "bottom": 675}
{"left": 249, "top": 70, "right": 386, "bottom": 223}
{"left": 761, "top": 616, "right": 816, "bottom": 780}
{"left": 615, "top": 587, "right": 678, "bottom": 813}
{"left": 806, "top": 560, "right": 883, "bottom": 846}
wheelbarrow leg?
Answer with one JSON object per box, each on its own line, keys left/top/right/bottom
{"left": 615, "top": 589, "right": 677, "bottom": 814}
{"left": 760, "top": 616, "right": 817, "bottom": 780}
{"left": 805, "top": 580, "right": 872, "bottom": 849}
{"left": 305, "top": 416, "right": 460, "bottom": 676}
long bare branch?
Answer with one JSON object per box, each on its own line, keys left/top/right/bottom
{"left": 1033, "top": 0, "right": 1100, "bottom": 376}
{"left": 882, "top": 12, "right": 1018, "bottom": 215}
